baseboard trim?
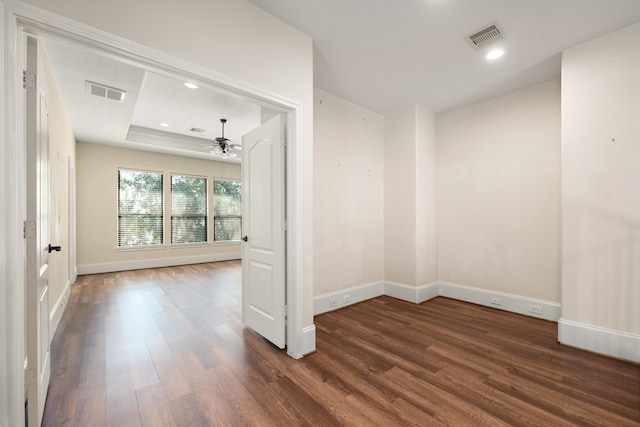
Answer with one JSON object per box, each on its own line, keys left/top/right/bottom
{"left": 49, "top": 280, "right": 71, "bottom": 343}
{"left": 315, "top": 280, "right": 560, "bottom": 321}
{"left": 383, "top": 281, "right": 558, "bottom": 321}
{"left": 439, "top": 281, "right": 561, "bottom": 322}
{"left": 418, "top": 282, "right": 440, "bottom": 303}
{"left": 77, "top": 252, "right": 241, "bottom": 275}
{"left": 302, "top": 324, "right": 316, "bottom": 355}
{"left": 558, "top": 318, "right": 640, "bottom": 363}
{"left": 314, "top": 281, "right": 384, "bottom": 315}
{"left": 384, "top": 281, "right": 439, "bottom": 304}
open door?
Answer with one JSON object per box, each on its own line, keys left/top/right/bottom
{"left": 242, "top": 115, "right": 286, "bottom": 349}
{"left": 25, "top": 36, "right": 52, "bottom": 426}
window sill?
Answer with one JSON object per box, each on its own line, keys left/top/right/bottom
{"left": 116, "top": 244, "right": 166, "bottom": 252}
{"left": 169, "top": 242, "right": 211, "bottom": 249}
{"left": 213, "top": 240, "right": 242, "bottom": 246}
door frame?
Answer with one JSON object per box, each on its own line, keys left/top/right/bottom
{"left": 0, "top": 1, "right": 306, "bottom": 424}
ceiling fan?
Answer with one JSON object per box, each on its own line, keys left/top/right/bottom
{"left": 203, "top": 118, "right": 241, "bottom": 158}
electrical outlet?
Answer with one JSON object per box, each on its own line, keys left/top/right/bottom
{"left": 343, "top": 294, "right": 351, "bottom": 304}
{"left": 329, "top": 299, "right": 338, "bottom": 308}
{"left": 490, "top": 297, "right": 502, "bottom": 306}
{"left": 528, "top": 305, "right": 543, "bottom": 315}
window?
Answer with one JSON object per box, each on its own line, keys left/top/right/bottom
{"left": 213, "top": 180, "right": 242, "bottom": 241}
{"left": 118, "top": 169, "right": 163, "bottom": 246}
{"left": 171, "top": 174, "right": 207, "bottom": 244}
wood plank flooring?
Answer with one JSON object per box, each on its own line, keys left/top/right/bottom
{"left": 43, "top": 261, "right": 640, "bottom": 426}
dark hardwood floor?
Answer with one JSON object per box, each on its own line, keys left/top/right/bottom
{"left": 43, "top": 261, "right": 639, "bottom": 426}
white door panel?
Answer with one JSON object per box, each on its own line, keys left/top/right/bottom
{"left": 242, "top": 115, "right": 286, "bottom": 349}
{"left": 26, "top": 35, "right": 51, "bottom": 427}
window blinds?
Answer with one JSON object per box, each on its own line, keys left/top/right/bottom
{"left": 118, "top": 169, "right": 163, "bottom": 246}
{"left": 171, "top": 174, "right": 207, "bottom": 244}
{"left": 213, "top": 180, "right": 242, "bottom": 241}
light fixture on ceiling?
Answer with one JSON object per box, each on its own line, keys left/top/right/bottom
{"left": 184, "top": 82, "right": 198, "bottom": 89}
{"left": 160, "top": 122, "right": 169, "bottom": 127}
{"left": 485, "top": 48, "right": 505, "bottom": 60}
{"left": 212, "top": 118, "right": 241, "bottom": 159}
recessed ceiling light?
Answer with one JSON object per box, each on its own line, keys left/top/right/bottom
{"left": 486, "top": 48, "right": 505, "bottom": 60}
{"left": 160, "top": 122, "right": 169, "bottom": 128}
{"left": 184, "top": 82, "right": 198, "bottom": 89}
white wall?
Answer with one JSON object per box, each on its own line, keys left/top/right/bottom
{"left": 560, "top": 23, "right": 640, "bottom": 358}
{"left": 21, "top": 0, "right": 315, "bottom": 332}
{"left": 313, "top": 89, "right": 384, "bottom": 295}
{"left": 437, "top": 80, "right": 561, "bottom": 302}
{"left": 76, "top": 142, "right": 241, "bottom": 270}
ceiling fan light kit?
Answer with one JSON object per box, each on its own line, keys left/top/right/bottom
{"left": 211, "top": 118, "right": 240, "bottom": 159}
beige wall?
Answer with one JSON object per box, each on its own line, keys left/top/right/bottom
{"left": 384, "top": 105, "right": 437, "bottom": 286}
{"left": 41, "top": 42, "right": 76, "bottom": 314}
{"left": 23, "top": 0, "right": 315, "bottom": 329}
{"left": 415, "top": 105, "right": 438, "bottom": 285}
{"left": 561, "top": 23, "right": 640, "bottom": 334}
{"left": 384, "top": 107, "right": 418, "bottom": 285}
{"left": 313, "top": 89, "right": 384, "bottom": 295}
{"left": 76, "top": 142, "right": 240, "bottom": 266}
{"left": 437, "top": 80, "right": 561, "bottom": 302}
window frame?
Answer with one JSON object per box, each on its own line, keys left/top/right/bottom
{"left": 116, "top": 167, "right": 165, "bottom": 249}
{"left": 170, "top": 173, "right": 209, "bottom": 247}
{"left": 212, "top": 178, "right": 243, "bottom": 243}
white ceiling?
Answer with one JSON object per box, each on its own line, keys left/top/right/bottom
{"left": 246, "top": 0, "right": 640, "bottom": 114}
{"left": 43, "top": 38, "right": 264, "bottom": 162}
{"left": 41, "top": 1, "right": 640, "bottom": 158}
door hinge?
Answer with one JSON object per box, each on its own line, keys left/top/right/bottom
{"left": 282, "top": 220, "right": 288, "bottom": 231}
{"left": 23, "top": 71, "right": 36, "bottom": 90}
{"left": 283, "top": 305, "right": 288, "bottom": 321}
{"left": 282, "top": 133, "right": 288, "bottom": 147}
{"left": 24, "top": 220, "right": 36, "bottom": 239}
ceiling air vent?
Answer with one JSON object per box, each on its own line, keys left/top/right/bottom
{"left": 85, "top": 81, "right": 126, "bottom": 102}
{"left": 190, "top": 127, "right": 206, "bottom": 133}
{"left": 465, "top": 23, "right": 504, "bottom": 50}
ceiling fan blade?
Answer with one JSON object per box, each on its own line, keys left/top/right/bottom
{"left": 192, "top": 143, "right": 217, "bottom": 152}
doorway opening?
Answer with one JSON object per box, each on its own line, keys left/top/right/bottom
{"left": 13, "top": 13, "right": 303, "bottom": 356}
{"left": 5, "top": 6, "right": 307, "bottom": 425}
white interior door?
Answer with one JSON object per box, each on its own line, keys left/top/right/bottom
{"left": 25, "top": 35, "right": 52, "bottom": 427}
{"left": 242, "top": 115, "right": 286, "bottom": 349}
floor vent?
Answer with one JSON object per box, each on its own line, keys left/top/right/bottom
{"left": 85, "top": 81, "right": 126, "bottom": 102}
{"left": 465, "top": 23, "right": 504, "bottom": 50}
